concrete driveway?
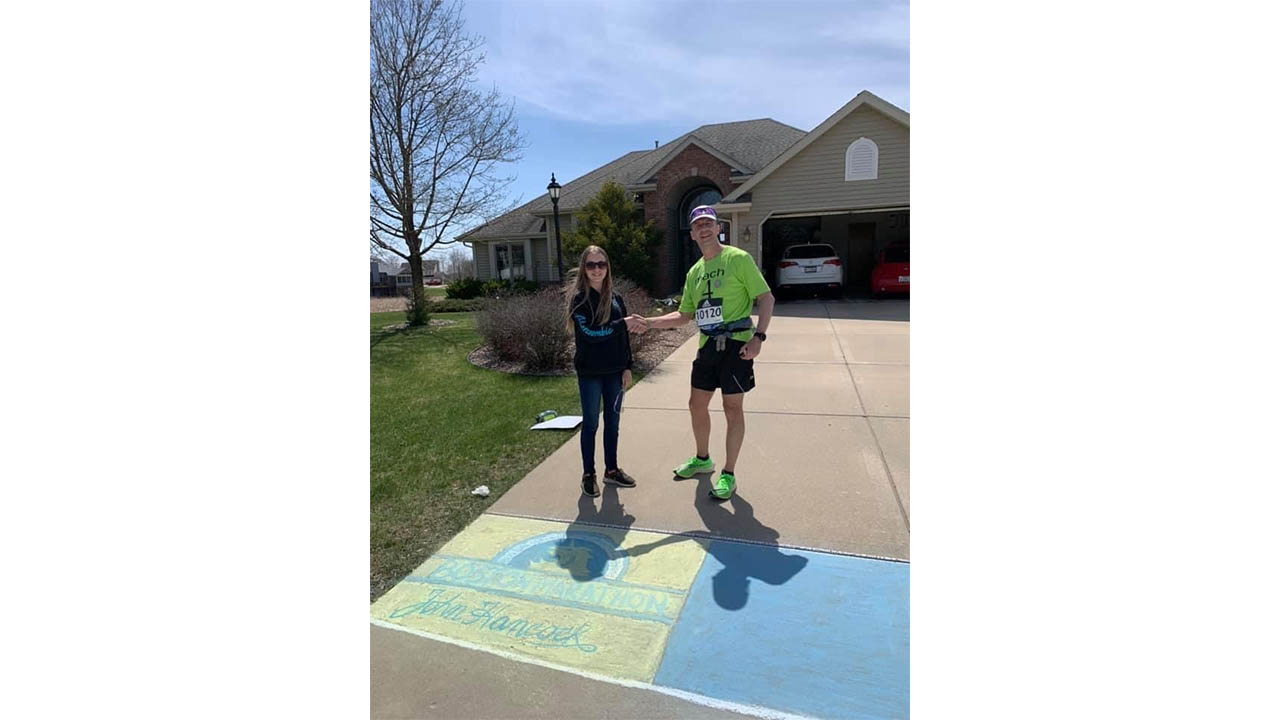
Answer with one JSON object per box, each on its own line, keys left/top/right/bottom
{"left": 372, "top": 298, "right": 910, "bottom": 719}
{"left": 491, "top": 297, "right": 910, "bottom": 557}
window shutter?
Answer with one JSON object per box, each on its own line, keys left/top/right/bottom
{"left": 845, "top": 137, "right": 879, "bottom": 181}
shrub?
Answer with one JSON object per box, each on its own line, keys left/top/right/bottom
{"left": 432, "top": 298, "right": 485, "bottom": 313}
{"left": 479, "top": 278, "right": 540, "bottom": 298}
{"left": 611, "top": 276, "right": 653, "bottom": 317}
{"left": 612, "top": 276, "right": 659, "bottom": 355}
{"left": 401, "top": 287, "right": 430, "bottom": 327}
{"left": 475, "top": 287, "right": 572, "bottom": 372}
{"left": 446, "top": 277, "right": 485, "bottom": 299}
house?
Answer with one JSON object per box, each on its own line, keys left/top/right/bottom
{"left": 459, "top": 90, "right": 908, "bottom": 296}
{"left": 370, "top": 260, "right": 397, "bottom": 297}
{"left": 370, "top": 258, "right": 442, "bottom": 296}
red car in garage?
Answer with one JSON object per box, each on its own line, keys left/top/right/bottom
{"left": 870, "top": 241, "right": 909, "bottom": 295}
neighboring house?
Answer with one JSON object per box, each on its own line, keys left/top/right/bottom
{"left": 370, "top": 260, "right": 398, "bottom": 297}
{"left": 458, "top": 90, "right": 908, "bottom": 296}
{"left": 370, "top": 258, "right": 442, "bottom": 296}
{"left": 394, "top": 259, "right": 442, "bottom": 288}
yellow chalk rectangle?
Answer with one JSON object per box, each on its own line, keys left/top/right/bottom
{"left": 371, "top": 514, "right": 708, "bottom": 682}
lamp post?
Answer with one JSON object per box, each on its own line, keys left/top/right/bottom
{"left": 547, "top": 173, "right": 563, "bottom": 278}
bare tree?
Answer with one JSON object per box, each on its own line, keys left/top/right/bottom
{"left": 370, "top": 247, "right": 402, "bottom": 269}
{"left": 443, "top": 245, "right": 474, "bottom": 281}
{"left": 370, "top": 0, "right": 523, "bottom": 324}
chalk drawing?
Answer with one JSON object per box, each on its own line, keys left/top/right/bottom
{"left": 370, "top": 514, "right": 705, "bottom": 681}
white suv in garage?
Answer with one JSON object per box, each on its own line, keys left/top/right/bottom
{"left": 775, "top": 243, "right": 844, "bottom": 297}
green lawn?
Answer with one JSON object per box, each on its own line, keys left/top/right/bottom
{"left": 370, "top": 311, "right": 581, "bottom": 600}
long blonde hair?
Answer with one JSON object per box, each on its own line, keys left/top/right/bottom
{"left": 563, "top": 245, "right": 615, "bottom": 331}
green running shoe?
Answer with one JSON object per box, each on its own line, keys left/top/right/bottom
{"left": 708, "top": 471, "right": 736, "bottom": 500}
{"left": 673, "top": 455, "right": 714, "bottom": 478}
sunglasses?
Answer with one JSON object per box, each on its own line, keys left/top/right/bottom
{"left": 584, "top": 261, "right": 609, "bottom": 270}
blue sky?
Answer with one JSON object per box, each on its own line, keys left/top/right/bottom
{"left": 430, "top": 0, "right": 909, "bottom": 259}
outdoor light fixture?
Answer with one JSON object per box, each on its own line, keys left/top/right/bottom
{"left": 547, "top": 173, "right": 563, "bottom": 277}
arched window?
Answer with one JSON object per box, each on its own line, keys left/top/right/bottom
{"left": 845, "top": 137, "right": 878, "bottom": 181}
{"left": 679, "top": 186, "right": 724, "bottom": 243}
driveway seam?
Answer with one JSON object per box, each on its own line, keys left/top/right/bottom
{"left": 825, "top": 302, "right": 911, "bottom": 533}
{"left": 482, "top": 509, "right": 911, "bottom": 563}
{"left": 621, "top": 406, "right": 906, "bottom": 419}
{"left": 752, "top": 360, "right": 909, "bottom": 366}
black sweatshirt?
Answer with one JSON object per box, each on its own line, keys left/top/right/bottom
{"left": 570, "top": 288, "right": 633, "bottom": 375}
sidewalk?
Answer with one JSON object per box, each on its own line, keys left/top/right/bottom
{"left": 371, "top": 299, "right": 910, "bottom": 719}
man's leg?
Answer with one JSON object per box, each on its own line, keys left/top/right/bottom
{"left": 722, "top": 392, "right": 745, "bottom": 473}
{"left": 689, "top": 388, "right": 714, "bottom": 457}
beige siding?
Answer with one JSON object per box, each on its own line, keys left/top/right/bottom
{"left": 755, "top": 105, "right": 908, "bottom": 211}
{"left": 473, "top": 241, "right": 492, "bottom": 280}
{"left": 737, "top": 105, "right": 908, "bottom": 264}
{"left": 539, "top": 212, "right": 577, "bottom": 281}
{"left": 532, "top": 237, "right": 552, "bottom": 282}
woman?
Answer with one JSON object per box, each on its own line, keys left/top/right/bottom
{"left": 564, "top": 245, "right": 636, "bottom": 497}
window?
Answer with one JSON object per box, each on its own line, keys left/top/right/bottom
{"left": 494, "top": 243, "right": 527, "bottom": 280}
{"left": 784, "top": 244, "right": 838, "bottom": 259}
{"left": 844, "top": 137, "right": 878, "bottom": 181}
{"left": 678, "top": 185, "right": 726, "bottom": 244}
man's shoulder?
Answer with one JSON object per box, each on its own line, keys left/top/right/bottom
{"left": 723, "top": 246, "right": 762, "bottom": 274}
{"left": 684, "top": 259, "right": 705, "bottom": 280}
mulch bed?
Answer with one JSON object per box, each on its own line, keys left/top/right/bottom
{"left": 467, "top": 323, "right": 698, "bottom": 377}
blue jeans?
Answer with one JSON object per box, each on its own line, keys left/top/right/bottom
{"left": 577, "top": 372, "right": 623, "bottom": 474}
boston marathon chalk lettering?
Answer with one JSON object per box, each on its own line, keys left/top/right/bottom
{"left": 389, "top": 588, "right": 598, "bottom": 653}
{"left": 421, "top": 557, "right": 675, "bottom": 622}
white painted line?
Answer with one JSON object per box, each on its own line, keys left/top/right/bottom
{"left": 371, "top": 619, "right": 823, "bottom": 720}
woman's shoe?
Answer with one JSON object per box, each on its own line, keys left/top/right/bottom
{"left": 581, "top": 472, "right": 600, "bottom": 497}
{"left": 604, "top": 468, "right": 636, "bottom": 487}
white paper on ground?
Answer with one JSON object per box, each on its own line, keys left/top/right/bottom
{"left": 530, "top": 415, "right": 583, "bottom": 430}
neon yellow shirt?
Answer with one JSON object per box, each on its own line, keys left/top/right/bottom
{"left": 677, "top": 245, "right": 771, "bottom": 349}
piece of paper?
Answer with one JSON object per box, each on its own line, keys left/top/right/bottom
{"left": 530, "top": 414, "right": 583, "bottom": 430}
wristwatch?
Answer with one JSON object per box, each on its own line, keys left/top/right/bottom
{"left": 753, "top": 331, "right": 767, "bottom": 342}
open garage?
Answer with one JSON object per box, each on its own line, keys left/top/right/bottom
{"left": 761, "top": 208, "right": 909, "bottom": 297}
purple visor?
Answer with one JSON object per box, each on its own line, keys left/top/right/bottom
{"left": 688, "top": 205, "right": 718, "bottom": 224}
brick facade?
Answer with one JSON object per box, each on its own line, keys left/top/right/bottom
{"left": 643, "top": 145, "right": 736, "bottom": 295}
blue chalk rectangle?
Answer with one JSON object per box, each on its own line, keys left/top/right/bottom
{"left": 653, "top": 542, "right": 908, "bottom": 719}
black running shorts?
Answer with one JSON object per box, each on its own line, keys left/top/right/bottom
{"left": 691, "top": 338, "right": 756, "bottom": 394}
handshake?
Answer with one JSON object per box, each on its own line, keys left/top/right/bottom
{"left": 624, "top": 314, "right": 651, "bottom": 334}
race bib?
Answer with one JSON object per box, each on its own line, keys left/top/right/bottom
{"left": 695, "top": 298, "right": 723, "bottom": 329}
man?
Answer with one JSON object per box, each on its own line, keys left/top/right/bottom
{"left": 627, "top": 205, "right": 774, "bottom": 500}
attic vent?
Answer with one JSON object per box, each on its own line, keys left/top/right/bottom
{"left": 844, "top": 137, "right": 879, "bottom": 181}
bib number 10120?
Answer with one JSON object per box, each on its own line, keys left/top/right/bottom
{"left": 695, "top": 300, "right": 723, "bottom": 329}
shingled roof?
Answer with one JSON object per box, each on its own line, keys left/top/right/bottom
{"left": 458, "top": 118, "right": 805, "bottom": 242}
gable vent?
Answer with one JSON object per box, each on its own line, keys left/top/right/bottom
{"left": 844, "top": 137, "right": 879, "bottom": 181}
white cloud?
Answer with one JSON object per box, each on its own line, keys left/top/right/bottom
{"left": 467, "top": 0, "right": 909, "bottom": 129}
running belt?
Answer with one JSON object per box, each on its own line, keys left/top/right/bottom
{"left": 700, "top": 317, "right": 755, "bottom": 351}
{"left": 699, "top": 317, "right": 754, "bottom": 337}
